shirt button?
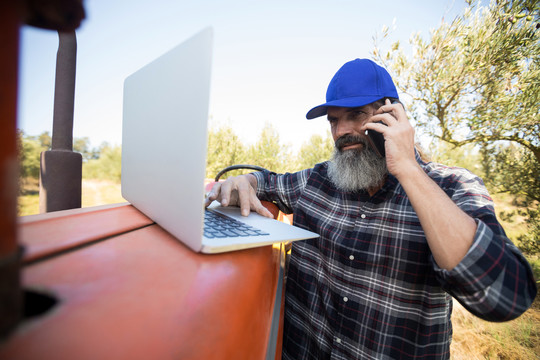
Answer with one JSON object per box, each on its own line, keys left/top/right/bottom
{"left": 361, "top": 214, "right": 366, "bottom": 219}
{"left": 343, "top": 296, "right": 348, "bottom": 302}
{"left": 349, "top": 255, "right": 354, "bottom": 260}
{"left": 336, "top": 338, "right": 342, "bottom": 344}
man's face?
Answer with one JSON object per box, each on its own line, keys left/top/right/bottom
{"left": 327, "top": 105, "right": 376, "bottom": 152}
{"left": 326, "top": 105, "right": 388, "bottom": 192}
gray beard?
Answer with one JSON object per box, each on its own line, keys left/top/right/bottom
{"left": 327, "top": 138, "right": 388, "bottom": 192}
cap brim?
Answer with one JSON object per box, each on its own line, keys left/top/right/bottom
{"left": 306, "top": 95, "right": 387, "bottom": 119}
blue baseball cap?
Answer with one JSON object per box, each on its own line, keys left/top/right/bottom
{"left": 306, "top": 59, "right": 399, "bottom": 119}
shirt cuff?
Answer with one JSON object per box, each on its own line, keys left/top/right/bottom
{"left": 432, "top": 219, "right": 507, "bottom": 294}
{"left": 251, "top": 171, "right": 266, "bottom": 197}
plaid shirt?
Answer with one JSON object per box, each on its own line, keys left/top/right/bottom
{"left": 253, "top": 155, "right": 536, "bottom": 360}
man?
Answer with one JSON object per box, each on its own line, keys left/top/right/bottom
{"left": 205, "top": 59, "right": 537, "bottom": 359}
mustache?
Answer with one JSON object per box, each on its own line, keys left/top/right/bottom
{"left": 334, "top": 135, "right": 369, "bottom": 151}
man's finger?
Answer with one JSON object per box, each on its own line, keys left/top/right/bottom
{"left": 219, "top": 181, "right": 233, "bottom": 206}
{"left": 375, "top": 99, "right": 404, "bottom": 119}
{"left": 254, "top": 202, "right": 275, "bottom": 219}
{"left": 362, "top": 121, "right": 389, "bottom": 134}
{"left": 204, "top": 183, "right": 221, "bottom": 206}
{"left": 237, "top": 182, "right": 253, "bottom": 216}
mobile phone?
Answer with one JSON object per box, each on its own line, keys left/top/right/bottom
{"left": 366, "top": 98, "right": 400, "bottom": 157}
{"left": 366, "top": 124, "right": 386, "bottom": 157}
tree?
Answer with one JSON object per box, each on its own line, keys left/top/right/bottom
{"left": 18, "top": 131, "right": 105, "bottom": 180}
{"left": 246, "top": 123, "right": 291, "bottom": 174}
{"left": 487, "top": 142, "right": 540, "bottom": 254}
{"left": 18, "top": 130, "right": 42, "bottom": 180}
{"left": 82, "top": 143, "right": 122, "bottom": 182}
{"left": 73, "top": 137, "right": 98, "bottom": 162}
{"left": 373, "top": 0, "right": 539, "bottom": 251}
{"left": 485, "top": 142, "right": 540, "bottom": 201}
{"left": 38, "top": 132, "right": 51, "bottom": 150}
{"left": 206, "top": 125, "right": 248, "bottom": 179}
{"left": 18, "top": 131, "right": 50, "bottom": 181}
{"left": 430, "top": 142, "right": 484, "bottom": 177}
{"left": 374, "top": 0, "right": 538, "bottom": 161}
{"left": 294, "top": 131, "right": 334, "bottom": 171}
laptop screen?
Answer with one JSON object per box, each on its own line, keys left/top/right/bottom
{"left": 121, "top": 28, "right": 213, "bottom": 251}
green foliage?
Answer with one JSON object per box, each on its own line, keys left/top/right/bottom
{"left": 483, "top": 142, "right": 540, "bottom": 202}
{"left": 37, "top": 132, "right": 51, "bottom": 150}
{"left": 516, "top": 208, "right": 540, "bottom": 254}
{"left": 82, "top": 144, "right": 122, "bottom": 182}
{"left": 528, "top": 255, "right": 540, "bottom": 282}
{"left": 375, "top": 0, "right": 539, "bottom": 155}
{"left": 17, "top": 130, "right": 50, "bottom": 181}
{"left": 245, "top": 123, "right": 291, "bottom": 174}
{"left": 428, "top": 142, "right": 485, "bottom": 177}
{"left": 481, "top": 143, "right": 539, "bottom": 252}
{"left": 18, "top": 131, "right": 98, "bottom": 178}
{"left": 18, "top": 130, "right": 114, "bottom": 181}
{"left": 74, "top": 137, "right": 100, "bottom": 162}
{"left": 293, "top": 131, "right": 334, "bottom": 171}
{"left": 206, "top": 124, "right": 335, "bottom": 179}
{"left": 206, "top": 125, "right": 248, "bottom": 179}
{"left": 20, "top": 126, "right": 336, "bottom": 186}
{"left": 374, "top": 0, "right": 540, "bottom": 253}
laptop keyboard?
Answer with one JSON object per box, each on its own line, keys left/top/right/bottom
{"left": 204, "top": 210, "right": 270, "bottom": 239}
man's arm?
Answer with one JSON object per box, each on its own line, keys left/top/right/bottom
{"left": 367, "top": 99, "right": 537, "bottom": 320}
{"left": 395, "top": 164, "right": 477, "bottom": 270}
{"left": 204, "top": 174, "right": 274, "bottom": 218}
{"left": 366, "top": 99, "right": 476, "bottom": 270}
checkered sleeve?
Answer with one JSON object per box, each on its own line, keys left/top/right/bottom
{"left": 429, "top": 166, "right": 537, "bottom": 322}
{"left": 252, "top": 168, "right": 313, "bottom": 214}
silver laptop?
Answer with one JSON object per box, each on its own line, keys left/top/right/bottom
{"left": 121, "top": 27, "right": 318, "bottom": 253}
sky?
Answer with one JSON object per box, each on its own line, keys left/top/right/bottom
{"left": 17, "top": 0, "right": 470, "bottom": 152}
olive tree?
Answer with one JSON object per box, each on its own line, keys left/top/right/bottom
{"left": 246, "top": 123, "right": 291, "bottom": 174}
{"left": 294, "top": 131, "right": 334, "bottom": 171}
{"left": 373, "top": 0, "right": 539, "bottom": 251}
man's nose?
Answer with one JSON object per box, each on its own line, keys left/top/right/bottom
{"left": 333, "top": 118, "right": 355, "bottom": 139}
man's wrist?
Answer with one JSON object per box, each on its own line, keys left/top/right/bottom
{"left": 246, "top": 173, "right": 258, "bottom": 190}
{"left": 392, "top": 160, "right": 423, "bottom": 184}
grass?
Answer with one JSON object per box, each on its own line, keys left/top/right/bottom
{"left": 18, "top": 192, "right": 41, "bottom": 216}
{"left": 451, "top": 297, "right": 540, "bottom": 359}
{"left": 18, "top": 178, "right": 125, "bottom": 216}
{"left": 81, "top": 179, "right": 125, "bottom": 207}
{"left": 18, "top": 178, "right": 40, "bottom": 216}
{"left": 17, "top": 179, "right": 539, "bottom": 359}
{"left": 490, "top": 193, "right": 530, "bottom": 241}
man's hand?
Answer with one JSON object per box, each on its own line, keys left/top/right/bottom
{"left": 204, "top": 174, "right": 274, "bottom": 218}
{"left": 363, "top": 99, "right": 477, "bottom": 270}
{"left": 363, "top": 99, "right": 418, "bottom": 179}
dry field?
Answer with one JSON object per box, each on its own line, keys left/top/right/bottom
{"left": 18, "top": 179, "right": 125, "bottom": 216}
{"left": 451, "top": 297, "right": 540, "bottom": 359}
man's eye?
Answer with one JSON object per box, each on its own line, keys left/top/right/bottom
{"left": 351, "top": 111, "right": 368, "bottom": 120}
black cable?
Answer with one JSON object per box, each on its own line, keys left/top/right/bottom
{"left": 213, "top": 164, "right": 291, "bottom": 214}
{"left": 214, "top": 164, "right": 268, "bottom": 182}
